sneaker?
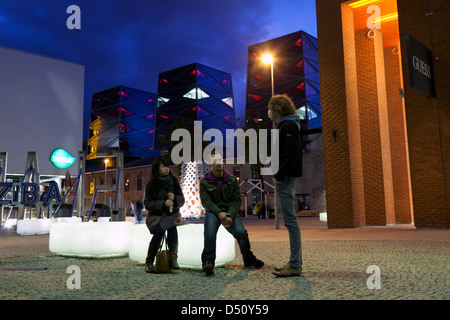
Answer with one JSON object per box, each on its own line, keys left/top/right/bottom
{"left": 245, "top": 259, "right": 265, "bottom": 269}
{"left": 203, "top": 262, "right": 214, "bottom": 276}
{"left": 145, "top": 264, "right": 155, "bottom": 273}
{"left": 272, "top": 264, "right": 302, "bottom": 277}
{"left": 274, "top": 263, "right": 288, "bottom": 272}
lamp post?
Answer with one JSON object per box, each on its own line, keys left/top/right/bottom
{"left": 262, "top": 53, "right": 279, "bottom": 229}
{"left": 104, "top": 159, "right": 109, "bottom": 205}
{"left": 262, "top": 54, "right": 274, "bottom": 96}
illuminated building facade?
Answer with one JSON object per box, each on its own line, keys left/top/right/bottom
{"left": 87, "top": 86, "right": 160, "bottom": 160}
{"left": 154, "top": 63, "right": 236, "bottom": 151}
{"left": 317, "top": 0, "right": 450, "bottom": 228}
{"left": 246, "top": 30, "right": 321, "bottom": 144}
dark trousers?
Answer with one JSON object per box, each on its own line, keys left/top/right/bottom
{"left": 146, "top": 225, "right": 178, "bottom": 265}
{"left": 201, "top": 211, "right": 256, "bottom": 268}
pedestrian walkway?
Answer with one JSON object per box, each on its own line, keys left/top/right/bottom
{"left": 0, "top": 217, "right": 448, "bottom": 301}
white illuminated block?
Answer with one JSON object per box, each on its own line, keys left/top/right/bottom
{"left": 126, "top": 217, "right": 136, "bottom": 224}
{"left": 54, "top": 217, "right": 82, "bottom": 223}
{"left": 319, "top": 212, "right": 327, "bottom": 222}
{"left": 128, "top": 223, "right": 235, "bottom": 270}
{"left": 49, "top": 222, "right": 133, "bottom": 258}
{"left": 17, "top": 218, "right": 54, "bottom": 235}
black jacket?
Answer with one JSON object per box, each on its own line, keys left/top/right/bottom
{"left": 274, "top": 115, "right": 303, "bottom": 181}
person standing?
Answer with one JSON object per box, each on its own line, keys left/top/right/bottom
{"left": 268, "top": 94, "right": 303, "bottom": 277}
{"left": 143, "top": 158, "right": 185, "bottom": 273}
{"left": 200, "top": 151, "right": 264, "bottom": 276}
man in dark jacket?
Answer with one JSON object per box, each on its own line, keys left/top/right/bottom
{"left": 200, "top": 151, "right": 264, "bottom": 276}
{"left": 268, "top": 94, "right": 303, "bottom": 277}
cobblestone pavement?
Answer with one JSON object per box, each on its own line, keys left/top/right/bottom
{"left": 0, "top": 217, "right": 448, "bottom": 301}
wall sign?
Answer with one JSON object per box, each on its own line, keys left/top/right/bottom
{"left": 405, "top": 34, "right": 435, "bottom": 97}
{"left": 50, "top": 148, "right": 76, "bottom": 169}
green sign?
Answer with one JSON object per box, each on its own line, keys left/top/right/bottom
{"left": 50, "top": 149, "right": 76, "bottom": 169}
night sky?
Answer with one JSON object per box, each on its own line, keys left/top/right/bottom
{"left": 0, "top": 0, "right": 317, "bottom": 140}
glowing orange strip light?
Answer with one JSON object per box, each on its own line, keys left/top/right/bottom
{"left": 370, "top": 13, "right": 399, "bottom": 25}
{"left": 347, "top": 0, "right": 379, "bottom": 8}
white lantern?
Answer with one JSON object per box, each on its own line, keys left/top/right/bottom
{"left": 128, "top": 223, "right": 235, "bottom": 270}
{"left": 179, "top": 161, "right": 210, "bottom": 219}
{"left": 49, "top": 221, "right": 132, "bottom": 258}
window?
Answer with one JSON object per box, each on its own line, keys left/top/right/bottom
{"left": 137, "top": 176, "right": 143, "bottom": 191}
{"left": 90, "top": 180, "right": 95, "bottom": 195}
{"left": 297, "top": 106, "right": 306, "bottom": 120}
{"left": 297, "top": 194, "right": 310, "bottom": 210}
{"left": 222, "top": 97, "right": 233, "bottom": 107}
{"left": 252, "top": 188, "right": 262, "bottom": 206}
{"left": 158, "top": 97, "right": 170, "bottom": 107}
{"left": 183, "top": 87, "right": 210, "bottom": 100}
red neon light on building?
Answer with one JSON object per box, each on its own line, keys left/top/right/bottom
{"left": 249, "top": 94, "right": 263, "bottom": 101}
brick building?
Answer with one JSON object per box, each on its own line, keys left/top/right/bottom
{"left": 316, "top": 0, "right": 449, "bottom": 228}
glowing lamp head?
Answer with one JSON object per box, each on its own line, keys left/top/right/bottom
{"left": 261, "top": 54, "right": 273, "bottom": 64}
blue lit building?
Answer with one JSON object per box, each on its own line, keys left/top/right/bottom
{"left": 87, "top": 85, "right": 160, "bottom": 160}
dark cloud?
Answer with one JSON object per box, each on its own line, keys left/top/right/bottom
{"left": 0, "top": 0, "right": 317, "bottom": 140}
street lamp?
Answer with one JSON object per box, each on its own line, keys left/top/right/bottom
{"left": 262, "top": 53, "right": 279, "bottom": 229}
{"left": 104, "top": 159, "right": 109, "bottom": 185}
{"left": 261, "top": 54, "right": 274, "bottom": 96}
{"left": 104, "top": 159, "right": 109, "bottom": 205}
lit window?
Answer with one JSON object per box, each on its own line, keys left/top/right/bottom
{"left": 307, "top": 106, "right": 318, "bottom": 120}
{"left": 222, "top": 97, "right": 233, "bottom": 107}
{"left": 183, "top": 87, "right": 210, "bottom": 100}
{"left": 158, "top": 97, "right": 170, "bottom": 107}
{"left": 296, "top": 106, "right": 306, "bottom": 120}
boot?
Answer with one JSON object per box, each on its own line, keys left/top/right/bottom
{"left": 145, "top": 241, "right": 159, "bottom": 273}
{"left": 168, "top": 242, "right": 179, "bottom": 269}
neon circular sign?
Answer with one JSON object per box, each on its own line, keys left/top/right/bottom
{"left": 50, "top": 149, "right": 76, "bottom": 169}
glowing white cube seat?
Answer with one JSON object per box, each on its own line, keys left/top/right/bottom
{"left": 17, "top": 218, "right": 54, "bottom": 235}
{"left": 128, "top": 223, "right": 235, "bottom": 270}
{"left": 126, "top": 217, "right": 136, "bottom": 224}
{"left": 49, "top": 221, "right": 133, "bottom": 258}
{"left": 54, "top": 217, "right": 82, "bottom": 223}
